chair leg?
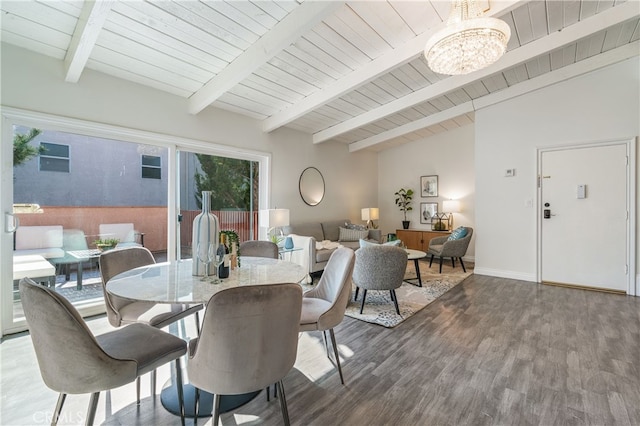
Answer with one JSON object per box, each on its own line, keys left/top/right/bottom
{"left": 322, "top": 330, "right": 330, "bottom": 358}
{"left": 391, "top": 290, "right": 400, "bottom": 315}
{"left": 439, "top": 256, "right": 443, "bottom": 273}
{"left": 136, "top": 376, "right": 141, "bottom": 404}
{"left": 451, "top": 257, "right": 455, "bottom": 268}
{"left": 85, "top": 392, "right": 100, "bottom": 426}
{"left": 354, "top": 286, "right": 359, "bottom": 301}
{"left": 359, "top": 289, "right": 367, "bottom": 314}
{"left": 276, "top": 380, "right": 291, "bottom": 426}
{"left": 429, "top": 254, "right": 434, "bottom": 268}
{"left": 151, "top": 369, "right": 157, "bottom": 398}
{"left": 212, "top": 393, "right": 221, "bottom": 426}
{"left": 195, "top": 311, "right": 201, "bottom": 336}
{"left": 175, "top": 358, "right": 185, "bottom": 426}
{"left": 328, "top": 328, "right": 345, "bottom": 385}
{"left": 459, "top": 257, "right": 466, "bottom": 273}
{"left": 52, "top": 393, "right": 66, "bottom": 426}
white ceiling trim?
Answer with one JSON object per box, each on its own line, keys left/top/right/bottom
{"left": 64, "top": 0, "right": 115, "bottom": 83}
{"left": 188, "top": 1, "right": 343, "bottom": 115}
{"left": 314, "top": 0, "right": 639, "bottom": 144}
{"left": 349, "top": 41, "right": 639, "bottom": 152}
{"left": 262, "top": 0, "right": 524, "bottom": 133}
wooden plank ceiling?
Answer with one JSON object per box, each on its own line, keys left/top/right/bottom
{"left": 2, "top": 0, "right": 639, "bottom": 152}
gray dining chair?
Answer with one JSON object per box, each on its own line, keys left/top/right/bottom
{"left": 299, "top": 247, "right": 355, "bottom": 384}
{"left": 99, "top": 246, "right": 202, "bottom": 398}
{"left": 352, "top": 245, "right": 407, "bottom": 315}
{"left": 19, "top": 278, "right": 187, "bottom": 426}
{"left": 239, "top": 240, "right": 279, "bottom": 259}
{"left": 188, "top": 283, "right": 302, "bottom": 426}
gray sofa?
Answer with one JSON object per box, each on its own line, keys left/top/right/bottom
{"left": 283, "top": 219, "right": 381, "bottom": 275}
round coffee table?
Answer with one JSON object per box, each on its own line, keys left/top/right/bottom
{"left": 405, "top": 249, "right": 427, "bottom": 287}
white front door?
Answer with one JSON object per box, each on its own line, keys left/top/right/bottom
{"left": 540, "top": 142, "right": 629, "bottom": 293}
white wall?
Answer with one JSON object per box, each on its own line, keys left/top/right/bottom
{"left": 0, "top": 43, "right": 378, "bottom": 225}
{"left": 378, "top": 124, "right": 475, "bottom": 260}
{"left": 475, "top": 57, "right": 640, "bottom": 285}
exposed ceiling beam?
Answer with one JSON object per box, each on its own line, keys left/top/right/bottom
{"left": 64, "top": 0, "right": 115, "bottom": 83}
{"left": 315, "top": 0, "right": 639, "bottom": 144}
{"left": 188, "top": 1, "right": 343, "bottom": 115}
{"left": 349, "top": 41, "right": 640, "bottom": 152}
{"left": 262, "top": 0, "right": 524, "bottom": 133}
{"left": 348, "top": 102, "right": 474, "bottom": 152}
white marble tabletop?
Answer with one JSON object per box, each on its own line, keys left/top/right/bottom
{"left": 405, "top": 248, "right": 427, "bottom": 260}
{"left": 106, "top": 257, "right": 307, "bottom": 304}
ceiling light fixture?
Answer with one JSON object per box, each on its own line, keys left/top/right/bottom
{"left": 424, "top": 0, "right": 511, "bottom": 75}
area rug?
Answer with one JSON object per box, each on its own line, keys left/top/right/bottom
{"left": 341, "top": 260, "right": 472, "bottom": 328}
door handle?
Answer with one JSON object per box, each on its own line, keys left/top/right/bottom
{"left": 544, "top": 209, "right": 551, "bottom": 219}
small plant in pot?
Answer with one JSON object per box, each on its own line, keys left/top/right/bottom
{"left": 394, "top": 188, "right": 414, "bottom": 229}
{"left": 94, "top": 238, "right": 119, "bottom": 252}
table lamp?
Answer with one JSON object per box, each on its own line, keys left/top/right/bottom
{"left": 361, "top": 207, "right": 379, "bottom": 229}
{"left": 259, "top": 208, "right": 290, "bottom": 242}
{"left": 442, "top": 200, "right": 461, "bottom": 230}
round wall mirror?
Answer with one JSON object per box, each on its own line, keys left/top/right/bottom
{"left": 299, "top": 167, "right": 325, "bottom": 206}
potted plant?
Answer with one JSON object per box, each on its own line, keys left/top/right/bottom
{"left": 94, "top": 238, "right": 119, "bottom": 252}
{"left": 394, "top": 188, "right": 414, "bottom": 229}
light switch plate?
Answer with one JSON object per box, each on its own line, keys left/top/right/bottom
{"left": 505, "top": 169, "right": 515, "bottom": 177}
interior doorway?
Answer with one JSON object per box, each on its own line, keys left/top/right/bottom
{"left": 537, "top": 139, "right": 635, "bottom": 294}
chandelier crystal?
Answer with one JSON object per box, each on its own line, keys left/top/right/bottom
{"left": 424, "top": 0, "right": 511, "bottom": 75}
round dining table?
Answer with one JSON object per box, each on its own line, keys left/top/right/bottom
{"left": 106, "top": 256, "right": 307, "bottom": 419}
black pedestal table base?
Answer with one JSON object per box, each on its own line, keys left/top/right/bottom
{"left": 161, "top": 382, "right": 261, "bottom": 418}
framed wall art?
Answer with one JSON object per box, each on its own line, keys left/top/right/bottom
{"left": 421, "top": 175, "right": 438, "bottom": 197}
{"left": 420, "top": 202, "right": 438, "bottom": 224}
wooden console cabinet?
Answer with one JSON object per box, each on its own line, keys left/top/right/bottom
{"left": 396, "top": 229, "right": 451, "bottom": 252}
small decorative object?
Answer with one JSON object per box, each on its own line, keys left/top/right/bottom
{"left": 387, "top": 233, "right": 397, "bottom": 242}
{"left": 394, "top": 188, "right": 414, "bottom": 229}
{"left": 421, "top": 175, "right": 438, "bottom": 197}
{"left": 217, "top": 233, "right": 230, "bottom": 279}
{"left": 432, "top": 214, "right": 448, "bottom": 231}
{"left": 284, "top": 236, "right": 294, "bottom": 250}
{"left": 94, "top": 238, "right": 119, "bottom": 252}
{"left": 420, "top": 202, "right": 438, "bottom": 224}
{"left": 192, "top": 191, "right": 219, "bottom": 276}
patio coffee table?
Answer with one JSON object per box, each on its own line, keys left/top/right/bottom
{"left": 405, "top": 249, "right": 427, "bottom": 287}
{"left": 67, "top": 249, "right": 102, "bottom": 290}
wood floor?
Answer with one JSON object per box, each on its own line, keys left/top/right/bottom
{"left": 2, "top": 273, "right": 639, "bottom": 425}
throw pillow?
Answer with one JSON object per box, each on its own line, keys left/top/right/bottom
{"left": 339, "top": 227, "right": 369, "bottom": 242}
{"left": 448, "top": 227, "right": 468, "bottom": 241}
{"left": 359, "top": 238, "right": 402, "bottom": 248}
{"left": 345, "top": 222, "right": 367, "bottom": 231}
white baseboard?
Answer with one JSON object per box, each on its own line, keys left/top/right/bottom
{"left": 473, "top": 267, "right": 537, "bottom": 282}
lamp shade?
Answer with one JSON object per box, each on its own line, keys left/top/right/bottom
{"left": 259, "top": 209, "right": 290, "bottom": 228}
{"left": 361, "top": 208, "right": 379, "bottom": 221}
{"left": 442, "top": 200, "right": 461, "bottom": 213}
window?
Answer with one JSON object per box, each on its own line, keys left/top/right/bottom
{"left": 142, "top": 155, "right": 161, "bottom": 179}
{"left": 39, "top": 142, "right": 69, "bottom": 172}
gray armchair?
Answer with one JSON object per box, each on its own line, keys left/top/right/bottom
{"left": 428, "top": 227, "right": 473, "bottom": 273}
{"left": 352, "top": 245, "right": 407, "bottom": 315}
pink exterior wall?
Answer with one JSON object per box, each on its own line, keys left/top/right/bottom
{"left": 17, "top": 207, "right": 259, "bottom": 253}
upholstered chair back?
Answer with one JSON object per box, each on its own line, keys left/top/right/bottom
{"left": 99, "top": 246, "right": 155, "bottom": 327}
{"left": 301, "top": 247, "right": 355, "bottom": 331}
{"left": 188, "top": 283, "right": 302, "bottom": 395}
{"left": 239, "top": 240, "right": 278, "bottom": 259}
{"left": 19, "top": 278, "right": 137, "bottom": 394}
{"left": 353, "top": 245, "right": 407, "bottom": 291}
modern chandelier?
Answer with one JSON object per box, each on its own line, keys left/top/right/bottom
{"left": 424, "top": 0, "right": 511, "bottom": 75}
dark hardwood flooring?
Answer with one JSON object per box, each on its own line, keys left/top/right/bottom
{"left": 1, "top": 273, "right": 639, "bottom": 425}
